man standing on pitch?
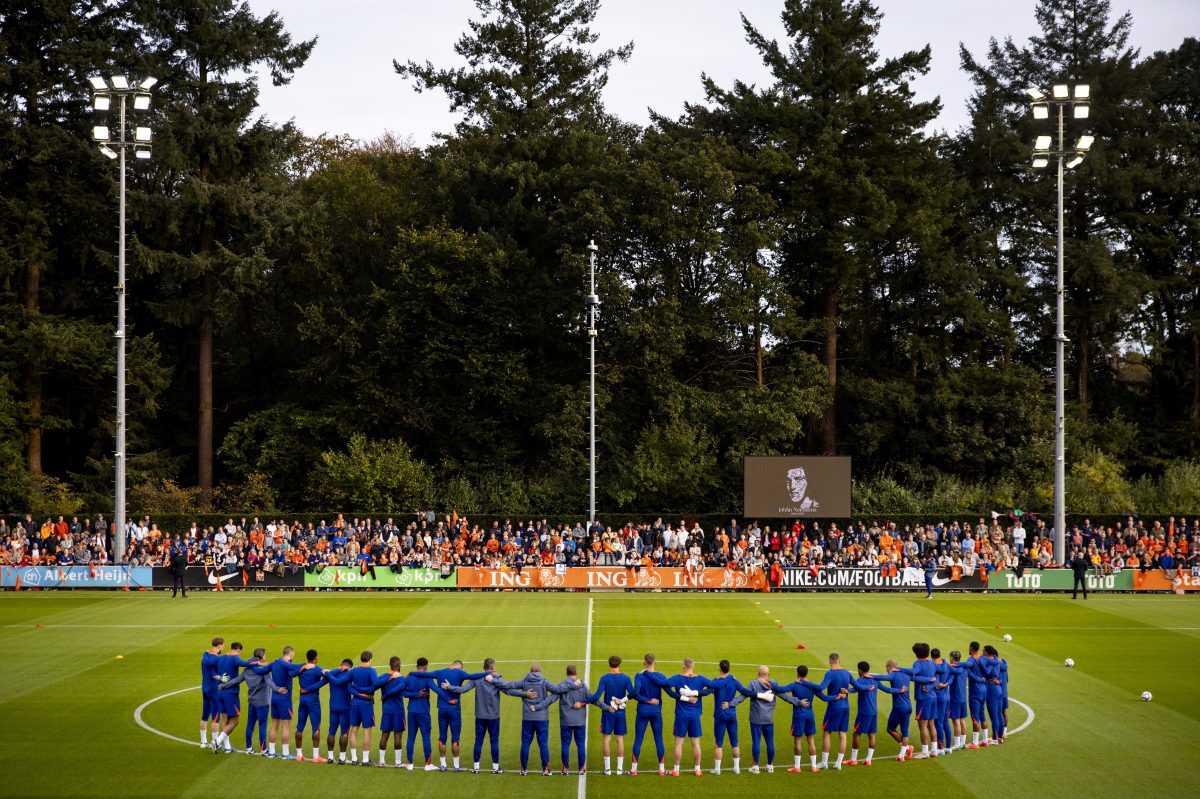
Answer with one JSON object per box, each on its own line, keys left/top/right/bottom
{"left": 583, "top": 655, "right": 634, "bottom": 775}
{"left": 495, "top": 662, "right": 552, "bottom": 776}
{"left": 442, "top": 657, "right": 506, "bottom": 773}
{"left": 532, "top": 664, "right": 591, "bottom": 774}
{"left": 644, "top": 657, "right": 714, "bottom": 777}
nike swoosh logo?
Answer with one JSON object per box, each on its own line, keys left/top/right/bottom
{"left": 931, "top": 576, "right": 952, "bottom": 586}
{"left": 207, "top": 572, "right": 240, "bottom": 584}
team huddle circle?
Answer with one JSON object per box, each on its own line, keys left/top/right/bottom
{"left": 188, "top": 637, "right": 1017, "bottom": 775}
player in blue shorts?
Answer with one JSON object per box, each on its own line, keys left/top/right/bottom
{"left": 199, "top": 637, "right": 224, "bottom": 747}
{"left": 845, "top": 660, "right": 902, "bottom": 767}
{"left": 211, "top": 642, "right": 258, "bottom": 753}
{"left": 294, "top": 649, "right": 328, "bottom": 762}
{"left": 409, "top": 659, "right": 488, "bottom": 771}
{"left": 442, "top": 658, "right": 507, "bottom": 773}
{"left": 404, "top": 658, "right": 436, "bottom": 770}
{"left": 999, "top": 654, "right": 1010, "bottom": 737}
{"left": 708, "top": 659, "right": 751, "bottom": 775}
{"left": 964, "top": 641, "right": 991, "bottom": 748}
{"left": 772, "top": 664, "right": 820, "bottom": 772}
{"left": 948, "top": 650, "right": 969, "bottom": 751}
{"left": 584, "top": 655, "right": 635, "bottom": 775}
{"left": 644, "top": 657, "right": 714, "bottom": 777}
{"left": 904, "top": 642, "right": 938, "bottom": 759}
{"left": 931, "top": 648, "right": 952, "bottom": 756}
{"left": 981, "top": 646, "right": 1006, "bottom": 745}
{"left": 348, "top": 650, "right": 382, "bottom": 764}
{"left": 801, "top": 652, "right": 852, "bottom": 771}
{"left": 377, "top": 656, "right": 411, "bottom": 767}
{"left": 218, "top": 646, "right": 280, "bottom": 754}
{"left": 630, "top": 653, "right": 674, "bottom": 776}
{"left": 870, "top": 660, "right": 913, "bottom": 761}
{"left": 324, "top": 659, "right": 353, "bottom": 763}
{"left": 268, "top": 645, "right": 305, "bottom": 758}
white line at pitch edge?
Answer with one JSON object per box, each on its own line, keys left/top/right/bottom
{"left": 579, "top": 597, "right": 593, "bottom": 799}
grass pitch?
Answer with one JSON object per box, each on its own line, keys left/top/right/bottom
{"left": 1, "top": 590, "right": 1197, "bottom": 798}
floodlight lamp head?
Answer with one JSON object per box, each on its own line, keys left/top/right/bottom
{"left": 133, "top": 94, "right": 151, "bottom": 110}
{"left": 1066, "top": 155, "right": 1084, "bottom": 169}
{"left": 1034, "top": 135, "right": 1052, "bottom": 152}
{"left": 1076, "top": 135, "right": 1094, "bottom": 151}
{"left": 1032, "top": 157, "right": 1049, "bottom": 169}
{"left": 139, "top": 77, "right": 159, "bottom": 90}
{"left": 1026, "top": 87, "right": 1045, "bottom": 101}
{"left": 134, "top": 126, "right": 152, "bottom": 143}
{"left": 88, "top": 75, "right": 108, "bottom": 91}
{"left": 1032, "top": 103, "right": 1049, "bottom": 120}
{"left": 92, "top": 125, "right": 110, "bottom": 142}
{"left": 1073, "top": 104, "right": 1089, "bottom": 119}
{"left": 94, "top": 95, "right": 111, "bottom": 111}
{"left": 110, "top": 75, "right": 129, "bottom": 90}
{"left": 1074, "top": 84, "right": 1090, "bottom": 99}
{"left": 135, "top": 146, "right": 152, "bottom": 160}
{"left": 1052, "top": 84, "right": 1069, "bottom": 99}
{"left": 99, "top": 145, "right": 118, "bottom": 160}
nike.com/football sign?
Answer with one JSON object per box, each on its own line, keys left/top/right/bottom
{"left": 744, "top": 456, "right": 851, "bottom": 518}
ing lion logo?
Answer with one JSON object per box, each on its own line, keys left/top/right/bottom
{"left": 634, "top": 570, "right": 661, "bottom": 588}
{"left": 538, "top": 567, "right": 565, "bottom": 587}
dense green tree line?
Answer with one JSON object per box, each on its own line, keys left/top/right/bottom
{"left": 1, "top": 0, "right": 1197, "bottom": 517}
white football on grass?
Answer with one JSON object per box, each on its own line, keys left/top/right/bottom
{"left": 1141, "top": 691, "right": 1152, "bottom": 702}
{"left": 1064, "top": 658, "right": 1074, "bottom": 667}
{"left": 1002, "top": 634, "right": 1012, "bottom": 642}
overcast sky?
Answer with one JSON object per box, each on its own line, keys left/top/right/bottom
{"left": 243, "top": 0, "right": 1197, "bottom": 145}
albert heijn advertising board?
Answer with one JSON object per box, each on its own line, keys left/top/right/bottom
{"left": 456, "top": 565, "right": 768, "bottom": 591}
{"left": 1, "top": 564, "right": 154, "bottom": 588}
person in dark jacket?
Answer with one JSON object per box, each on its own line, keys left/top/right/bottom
{"left": 1069, "top": 549, "right": 1089, "bottom": 599}
{"left": 170, "top": 537, "right": 188, "bottom": 597}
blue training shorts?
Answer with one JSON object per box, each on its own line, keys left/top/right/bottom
{"left": 600, "top": 712, "right": 628, "bottom": 736}
{"left": 438, "top": 709, "right": 462, "bottom": 743}
{"left": 672, "top": 714, "right": 702, "bottom": 739}
{"left": 886, "top": 708, "right": 911, "bottom": 738}
{"left": 201, "top": 693, "right": 218, "bottom": 721}
{"left": 950, "top": 701, "right": 968, "bottom": 720}
{"left": 328, "top": 709, "right": 350, "bottom": 737}
{"left": 216, "top": 691, "right": 240, "bottom": 718}
{"left": 349, "top": 702, "right": 375, "bottom": 729}
{"left": 296, "top": 699, "right": 322, "bottom": 733}
{"left": 969, "top": 696, "right": 987, "bottom": 723}
{"left": 790, "top": 715, "right": 816, "bottom": 737}
{"left": 270, "top": 696, "right": 293, "bottom": 721}
{"left": 381, "top": 711, "right": 405, "bottom": 733}
{"left": 853, "top": 714, "right": 877, "bottom": 735}
{"left": 713, "top": 716, "right": 738, "bottom": 747}
{"left": 822, "top": 707, "right": 850, "bottom": 733}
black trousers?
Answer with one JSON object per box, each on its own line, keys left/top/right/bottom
{"left": 172, "top": 572, "right": 186, "bottom": 596}
{"left": 1072, "top": 575, "right": 1087, "bottom": 598}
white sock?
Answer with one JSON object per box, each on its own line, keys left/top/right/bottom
{"left": 973, "top": 731, "right": 979, "bottom": 744}
{"left": 440, "top": 756, "right": 446, "bottom": 767}
{"left": 396, "top": 751, "right": 403, "bottom": 766}
{"left": 339, "top": 752, "right": 346, "bottom": 762}
{"left": 821, "top": 752, "right": 829, "bottom": 767}
{"left": 866, "top": 748, "right": 874, "bottom": 762}
{"left": 658, "top": 761, "right": 665, "bottom": 773}
{"left": 605, "top": 756, "right": 611, "bottom": 772}
{"left": 453, "top": 756, "right": 460, "bottom": 769}
{"left": 835, "top": 753, "right": 843, "bottom": 766}
{"left": 350, "top": 748, "right": 357, "bottom": 763}
{"left": 473, "top": 761, "right": 480, "bottom": 770}
{"left": 794, "top": 755, "right": 802, "bottom": 768}
{"left": 312, "top": 746, "right": 319, "bottom": 759}
{"left": 379, "top": 752, "right": 386, "bottom": 765}
{"left": 713, "top": 757, "right": 721, "bottom": 774}
{"left": 732, "top": 756, "right": 739, "bottom": 770}
{"left": 850, "top": 748, "right": 858, "bottom": 761}
{"left": 810, "top": 755, "right": 817, "bottom": 768}
{"left": 201, "top": 730, "right": 208, "bottom": 745}
{"left": 282, "top": 744, "right": 290, "bottom": 757}
{"left": 268, "top": 742, "right": 276, "bottom": 755}
{"left": 493, "top": 763, "right": 500, "bottom": 772}
{"left": 922, "top": 744, "right": 929, "bottom": 755}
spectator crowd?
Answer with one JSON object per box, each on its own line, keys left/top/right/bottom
{"left": 2, "top": 510, "right": 1198, "bottom": 582}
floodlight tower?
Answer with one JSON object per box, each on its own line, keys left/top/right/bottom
{"left": 88, "top": 74, "right": 157, "bottom": 564}
{"left": 586, "top": 241, "right": 600, "bottom": 527}
{"left": 1027, "top": 82, "right": 1092, "bottom": 563}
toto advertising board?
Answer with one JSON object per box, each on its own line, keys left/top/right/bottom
{"left": 744, "top": 456, "right": 851, "bottom": 518}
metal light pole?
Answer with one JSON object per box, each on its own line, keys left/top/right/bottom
{"left": 586, "top": 240, "right": 600, "bottom": 526}
{"left": 1028, "top": 83, "right": 1092, "bottom": 563}
{"left": 89, "top": 74, "right": 157, "bottom": 564}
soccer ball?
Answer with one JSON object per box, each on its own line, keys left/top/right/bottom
{"left": 1002, "top": 634, "right": 1012, "bottom": 642}
{"left": 1064, "top": 658, "right": 1074, "bottom": 668}
{"left": 1141, "top": 691, "right": 1153, "bottom": 702}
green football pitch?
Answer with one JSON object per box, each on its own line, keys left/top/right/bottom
{"left": 1, "top": 591, "right": 1197, "bottom": 798}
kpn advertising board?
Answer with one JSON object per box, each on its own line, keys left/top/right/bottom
{"left": 744, "top": 456, "right": 851, "bottom": 518}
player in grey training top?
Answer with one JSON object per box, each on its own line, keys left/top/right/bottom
{"left": 443, "top": 657, "right": 505, "bottom": 773}
{"left": 532, "top": 664, "right": 591, "bottom": 774}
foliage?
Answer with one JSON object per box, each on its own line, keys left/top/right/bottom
{"left": 309, "top": 434, "right": 434, "bottom": 514}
